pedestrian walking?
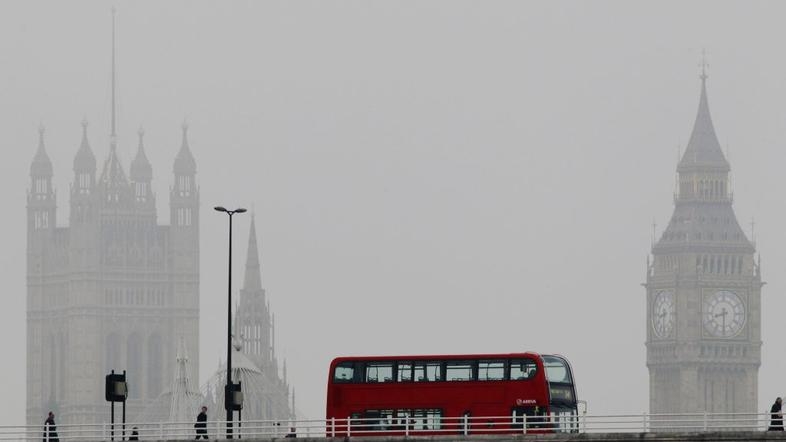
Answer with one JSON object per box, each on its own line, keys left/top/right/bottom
{"left": 43, "top": 411, "right": 59, "bottom": 442}
{"left": 770, "top": 397, "right": 784, "bottom": 431}
{"left": 194, "top": 406, "right": 208, "bottom": 440}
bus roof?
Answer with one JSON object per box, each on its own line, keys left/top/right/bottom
{"left": 330, "top": 352, "right": 550, "bottom": 365}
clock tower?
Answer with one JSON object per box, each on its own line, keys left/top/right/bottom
{"left": 645, "top": 68, "right": 762, "bottom": 416}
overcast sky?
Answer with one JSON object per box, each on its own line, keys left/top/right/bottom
{"left": 2, "top": 0, "right": 786, "bottom": 426}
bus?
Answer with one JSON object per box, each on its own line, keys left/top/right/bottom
{"left": 325, "top": 352, "right": 578, "bottom": 436}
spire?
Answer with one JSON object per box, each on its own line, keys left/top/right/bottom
{"left": 31, "top": 124, "right": 53, "bottom": 177}
{"left": 677, "top": 53, "right": 730, "bottom": 173}
{"left": 110, "top": 7, "right": 117, "bottom": 145}
{"left": 242, "top": 216, "right": 263, "bottom": 291}
{"left": 74, "top": 118, "right": 97, "bottom": 173}
{"left": 99, "top": 146, "right": 129, "bottom": 189}
{"left": 173, "top": 121, "right": 196, "bottom": 175}
{"left": 130, "top": 126, "right": 152, "bottom": 181}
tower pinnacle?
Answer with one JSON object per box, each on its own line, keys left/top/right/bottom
{"left": 242, "top": 217, "right": 263, "bottom": 292}
{"left": 700, "top": 48, "right": 708, "bottom": 82}
{"left": 677, "top": 64, "right": 728, "bottom": 173}
{"left": 31, "top": 124, "right": 52, "bottom": 177}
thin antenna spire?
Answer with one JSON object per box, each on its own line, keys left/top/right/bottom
{"left": 110, "top": 7, "right": 117, "bottom": 147}
{"left": 699, "top": 48, "right": 709, "bottom": 82}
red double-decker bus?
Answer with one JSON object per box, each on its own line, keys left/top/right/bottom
{"left": 325, "top": 352, "right": 578, "bottom": 436}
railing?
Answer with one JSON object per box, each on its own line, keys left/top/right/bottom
{"left": 7, "top": 412, "right": 785, "bottom": 441}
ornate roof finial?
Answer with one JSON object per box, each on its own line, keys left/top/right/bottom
{"left": 181, "top": 119, "right": 189, "bottom": 147}
{"left": 31, "top": 123, "right": 53, "bottom": 177}
{"left": 699, "top": 48, "right": 709, "bottom": 82}
{"left": 137, "top": 125, "right": 145, "bottom": 141}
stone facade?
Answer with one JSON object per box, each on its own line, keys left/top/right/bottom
{"left": 645, "top": 73, "right": 762, "bottom": 415}
{"left": 26, "top": 121, "right": 200, "bottom": 426}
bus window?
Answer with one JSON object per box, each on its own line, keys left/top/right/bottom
{"left": 396, "top": 409, "right": 412, "bottom": 429}
{"left": 397, "top": 362, "right": 413, "bottom": 382}
{"left": 366, "top": 362, "right": 394, "bottom": 383}
{"left": 542, "top": 356, "right": 572, "bottom": 383}
{"left": 334, "top": 361, "right": 355, "bottom": 383}
{"left": 510, "top": 359, "right": 537, "bottom": 380}
{"left": 478, "top": 360, "right": 505, "bottom": 381}
{"left": 413, "top": 409, "right": 442, "bottom": 430}
{"left": 363, "top": 409, "right": 395, "bottom": 431}
{"left": 445, "top": 361, "right": 474, "bottom": 381}
{"left": 414, "top": 361, "right": 442, "bottom": 382}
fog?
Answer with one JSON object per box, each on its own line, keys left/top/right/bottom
{"left": 2, "top": 0, "right": 786, "bottom": 426}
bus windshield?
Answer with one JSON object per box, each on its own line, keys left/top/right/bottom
{"left": 542, "top": 356, "right": 572, "bottom": 384}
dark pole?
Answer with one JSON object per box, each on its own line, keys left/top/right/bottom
{"left": 227, "top": 211, "right": 233, "bottom": 438}
{"left": 122, "top": 370, "right": 126, "bottom": 441}
{"left": 215, "top": 206, "right": 246, "bottom": 440}
{"left": 111, "top": 369, "right": 115, "bottom": 442}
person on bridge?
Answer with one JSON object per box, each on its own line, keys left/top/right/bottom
{"left": 43, "top": 411, "right": 59, "bottom": 442}
{"left": 194, "top": 406, "right": 208, "bottom": 439}
{"left": 769, "top": 397, "right": 783, "bottom": 431}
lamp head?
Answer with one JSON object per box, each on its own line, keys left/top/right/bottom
{"left": 214, "top": 206, "right": 228, "bottom": 213}
{"left": 235, "top": 208, "right": 247, "bottom": 214}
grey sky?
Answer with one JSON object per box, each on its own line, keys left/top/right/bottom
{"left": 2, "top": 0, "right": 786, "bottom": 425}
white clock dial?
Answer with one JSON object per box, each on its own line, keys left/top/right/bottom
{"left": 703, "top": 290, "right": 745, "bottom": 338}
{"left": 652, "top": 290, "right": 675, "bottom": 339}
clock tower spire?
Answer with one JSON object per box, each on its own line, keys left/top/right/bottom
{"left": 645, "top": 66, "right": 761, "bottom": 418}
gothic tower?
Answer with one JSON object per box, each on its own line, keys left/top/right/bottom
{"left": 26, "top": 11, "right": 201, "bottom": 427}
{"left": 231, "top": 217, "right": 294, "bottom": 421}
{"left": 645, "top": 69, "right": 761, "bottom": 416}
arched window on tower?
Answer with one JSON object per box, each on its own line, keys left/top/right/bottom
{"left": 178, "top": 176, "right": 191, "bottom": 196}
{"left": 127, "top": 334, "right": 142, "bottom": 399}
{"left": 79, "top": 173, "right": 91, "bottom": 194}
{"left": 135, "top": 183, "right": 147, "bottom": 202}
{"left": 147, "top": 333, "right": 162, "bottom": 398}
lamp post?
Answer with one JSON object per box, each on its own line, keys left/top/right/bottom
{"left": 214, "top": 206, "right": 247, "bottom": 439}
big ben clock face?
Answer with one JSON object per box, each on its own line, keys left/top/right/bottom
{"left": 703, "top": 290, "right": 746, "bottom": 338}
{"left": 652, "top": 290, "right": 675, "bottom": 339}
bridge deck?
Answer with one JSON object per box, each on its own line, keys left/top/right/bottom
{"left": 130, "top": 432, "right": 786, "bottom": 442}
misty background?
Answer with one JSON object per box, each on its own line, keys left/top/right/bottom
{"left": 1, "top": 0, "right": 785, "bottom": 426}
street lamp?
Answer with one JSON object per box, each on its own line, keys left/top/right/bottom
{"left": 214, "top": 206, "right": 247, "bottom": 438}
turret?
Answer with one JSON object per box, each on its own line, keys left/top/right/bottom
{"left": 28, "top": 125, "right": 56, "bottom": 233}
{"left": 130, "top": 127, "right": 155, "bottom": 209}
{"left": 73, "top": 119, "right": 96, "bottom": 194}
{"left": 169, "top": 122, "right": 199, "bottom": 306}
{"left": 70, "top": 119, "right": 98, "bottom": 226}
{"left": 171, "top": 123, "right": 198, "bottom": 229}
{"left": 27, "top": 125, "right": 56, "bottom": 277}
